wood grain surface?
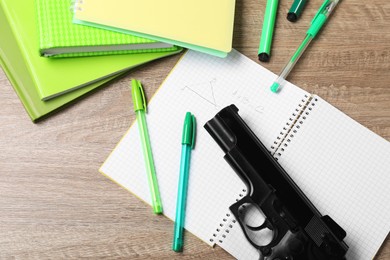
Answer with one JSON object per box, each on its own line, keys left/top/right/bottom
{"left": 1, "top": 0, "right": 389, "bottom": 259}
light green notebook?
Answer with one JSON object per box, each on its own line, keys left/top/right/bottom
{"left": 0, "top": 0, "right": 182, "bottom": 122}
{"left": 37, "top": 0, "right": 176, "bottom": 58}
{"left": 73, "top": 0, "right": 236, "bottom": 58}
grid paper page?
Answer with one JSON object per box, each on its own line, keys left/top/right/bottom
{"left": 101, "top": 49, "right": 309, "bottom": 246}
{"left": 274, "top": 96, "right": 389, "bottom": 259}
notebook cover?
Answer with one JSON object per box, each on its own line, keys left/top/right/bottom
{"left": 37, "top": 0, "right": 177, "bottom": 58}
{"left": 0, "top": 0, "right": 182, "bottom": 122}
{"left": 74, "top": 20, "right": 228, "bottom": 58}
{"left": 0, "top": 0, "right": 181, "bottom": 101}
{"left": 74, "top": 0, "right": 236, "bottom": 58}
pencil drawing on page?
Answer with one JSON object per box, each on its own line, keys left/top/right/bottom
{"left": 181, "top": 78, "right": 219, "bottom": 109}
{"left": 232, "top": 89, "right": 265, "bottom": 114}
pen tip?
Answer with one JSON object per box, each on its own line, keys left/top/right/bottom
{"left": 153, "top": 204, "right": 163, "bottom": 214}
{"left": 270, "top": 83, "right": 280, "bottom": 93}
{"left": 287, "top": 13, "right": 298, "bottom": 22}
{"left": 172, "top": 240, "right": 183, "bottom": 252}
{"left": 258, "top": 53, "right": 270, "bottom": 62}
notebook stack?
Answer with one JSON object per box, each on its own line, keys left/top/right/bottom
{"left": 1, "top": 0, "right": 237, "bottom": 122}
{"left": 0, "top": 0, "right": 182, "bottom": 122}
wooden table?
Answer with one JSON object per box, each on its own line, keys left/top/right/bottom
{"left": 1, "top": 0, "right": 389, "bottom": 259}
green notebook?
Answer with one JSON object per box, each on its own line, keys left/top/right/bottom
{"left": 37, "top": 0, "right": 177, "bottom": 58}
{"left": 0, "top": 0, "right": 182, "bottom": 122}
{"left": 0, "top": 0, "right": 181, "bottom": 101}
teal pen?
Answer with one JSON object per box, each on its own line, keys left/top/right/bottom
{"left": 258, "top": 0, "right": 279, "bottom": 62}
{"left": 131, "top": 79, "right": 163, "bottom": 214}
{"left": 271, "top": 0, "right": 340, "bottom": 93}
{"left": 172, "top": 112, "right": 196, "bottom": 252}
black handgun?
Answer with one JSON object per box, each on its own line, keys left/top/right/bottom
{"left": 204, "top": 105, "right": 348, "bottom": 260}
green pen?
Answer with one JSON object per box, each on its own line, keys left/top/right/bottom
{"left": 131, "top": 79, "right": 163, "bottom": 214}
{"left": 287, "top": 0, "right": 308, "bottom": 22}
{"left": 173, "top": 112, "right": 196, "bottom": 252}
{"left": 258, "top": 0, "right": 279, "bottom": 62}
{"left": 271, "top": 0, "right": 340, "bottom": 93}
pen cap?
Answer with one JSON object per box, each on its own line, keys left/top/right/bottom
{"left": 131, "top": 79, "right": 147, "bottom": 112}
{"left": 287, "top": 0, "right": 308, "bottom": 22}
{"left": 182, "top": 112, "right": 196, "bottom": 148}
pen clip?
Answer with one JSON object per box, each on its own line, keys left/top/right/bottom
{"left": 182, "top": 113, "right": 196, "bottom": 149}
{"left": 311, "top": 0, "right": 330, "bottom": 24}
{"left": 191, "top": 115, "right": 196, "bottom": 149}
{"left": 139, "top": 82, "right": 147, "bottom": 113}
{"left": 131, "top": 79, "right": 147, "bottom": 113}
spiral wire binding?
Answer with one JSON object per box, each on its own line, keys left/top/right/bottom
{"left": 270, "top": 94, "right": 311, "bottom": 156}
{"left": 273, "top": 96, "right": 319, "bottom": 160}
{"left": 209, "top": 188, "right": 246, "bottom": 244}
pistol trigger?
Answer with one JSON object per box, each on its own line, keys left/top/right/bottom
{"left": 246, "top": 218, "right": 273, "bottom": 231}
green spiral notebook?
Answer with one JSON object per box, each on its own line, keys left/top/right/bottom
{"left": 37, "top": 0, "right": 176, "bottom": 58}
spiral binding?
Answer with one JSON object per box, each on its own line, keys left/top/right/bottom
{"left": 273, "top": 96, "right": 319, "bottom": 160}
{"left": 209, "top": 188, "right": 246, "bottom": 244}
{"left": 270, "top": 94, "right": 311, "bottom": 157}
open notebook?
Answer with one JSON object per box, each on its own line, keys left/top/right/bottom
{"left": 100, "top": 50, "right": 390, "bottom": 259}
